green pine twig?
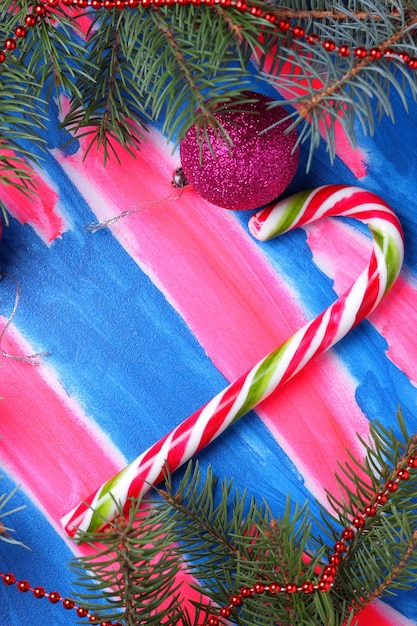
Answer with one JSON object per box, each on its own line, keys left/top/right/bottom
{"left": 71, "top": 411, "right": 417, "bottom": 625}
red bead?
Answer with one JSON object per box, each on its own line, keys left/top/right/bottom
{"left": 285, "top": 583, "right": 298, "bottom": 593}
{"left": 383, "top": 47, "right": 395, "bottom": 57}
{"left": 48, "top": 591, "right": 61, "bottom": 603}
{"left": 17, "top": 580, "right": 30, "bottom": 592}
{"left": 364, "top": 505, "right": 377, "bottom": 516}
{"left": 63, "top": 598, "right": 76, "bottom": 609}
{"left": 91, "top": 0, "right": 103, "bottom": 7}
{"left": 33, "top": 586, "right": 46, "bottom": 598}
{"left": 354, "top": 46, "right": 368, "bottom": 59}
{"left": 318, "top": 580, "right": 331, "bottom": 592}
{"left": 320, "top": 573, "right": 334, "bottom": 583}
{"left": 328, "top": 554, "right": 341, "bottom": 565}
{"left": 306, "top": 33, "right": 320, "bottom": 45}
{"left": 338, "top": 45, "right": 350, "bottom": 57}
{"left": 104, "top": 0, "right": 116, "bottom": 8}
{"left": 46, "top": 0, "right": 60, "bottom": 5}
{"left": 301, "top": 581, "right": 314, "bottom": 593}
{"left": 14, "top": 26, "right": 27, "bottom": 38}
{"left": 323, "top": 39, "right": 336, "bottom": 52}
{"left": 352, "top": 516, "right": 364, "bottom": 529}
{"left": 219, "top": 606, "right": 231, "bottom": 618}
{"left": 408, "top": 455, "right": 417, "bottom": 467}
{"left": 89, "top": 616, "right": 100, "bottom": 622}
{"left": 342, "top": 528, "right": 354, "bottom": 540}
{"left": 278, "top": 19, "right": 290, "bottom": 32}
{"left": 77, "top": 0, "right": 89, "bottom": 6}
{"left": 398, "top": 52, "right": 410, "bottom": 63}
{"left": 77, "top": 607, "right": 89, "bottom": 617}
{"left": 323, "top": 565, "right": 337, "bottom": 575}
{"left": 3, "top": 573, "right": 16, "bottom": 585}
{"left": 230, "top": 594, "right": 242, "bottom": 606}
{"left": 127, "top": 0, "right": 139, "bottom": 5}
{"left": 386, "top": 480, "right": 398, "bottom": 492}
{"left": 370, "top": 47, "right": 382, "bottom": 59}
{"left": 334, "top": 541, "right": 347, "bottom": 553}
{"left": 0, "top": 51, "right": 5, "bottom": 63}
{"left": 269, "top": 582, "right": 280, "bottom": 593}
{"left": 376, "top": 492, "right": 387, "bottom": 504}
{"left": 25, "top": 14, "right": 37, "bottom": 26}
{"left": 291, "top": 26, "right": 304, "bottom": 38}
{"left": 253, "top": 582, "right": 265, "bottom": 594}
{"left": 61, "top": 0, "right": 74, "bottom": 4}
{"left": 240, "top": 586, "right": 252, "bottom": 597}
{"left": 408, "top": 57, "right": 417, "bottom": 70}
{"left": 34, "top": 4, "right": 47, "bottom": 14}
{"left": 4, "top": 38, "right": 16, "bottom": 51}
{"left": 397, "top": 468, "right": 409, "bottom": 480}
{"left": 249, "top": 6, "right": 262, "bottom": 16}
{"left": 207, "top": 617, "right": 219, "bottom": 626}
{"left": 263, "top": 13, "right": 276, "bottom": 23}
{"left": 234, "top": 0, "right": 248, "bottom": 12}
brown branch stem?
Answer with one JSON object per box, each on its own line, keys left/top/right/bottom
{"left": 297, "top": 16, "right": 417, "bottom": 119}
{"left": 358, "top": 530, "right": 417, "bottom": 608}
{"left": 151, "top": 7, "right": 214, "bottom": 121}
{"left": 266, "top": 7, "right": 417, "bottom": 21}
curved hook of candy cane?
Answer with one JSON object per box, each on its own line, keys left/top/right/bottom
{"left": 61, "top": 184, "right": 404, "bottom": 539}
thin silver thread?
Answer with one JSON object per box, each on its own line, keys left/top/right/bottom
{"left": 0, "top": 271, "right": 49, "bottom": 365}
{"left": 86, "top": 168, "right": 188, "bottom": 233}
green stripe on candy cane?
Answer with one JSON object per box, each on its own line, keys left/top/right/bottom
{"left": 262, "top": 188, "right": 313, "bottom": 237}
{"left": 62, "top": 185, "right": 404, "bottom": 539}
{"left": 232, "top": 340, "right": 292, "bottom": 422}
{"left": 371, "top": 224, "right": 404, "bottom": 292}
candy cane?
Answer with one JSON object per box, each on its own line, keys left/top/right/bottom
{"left": 62, "top": 184, "right": 404, "bottom": 538}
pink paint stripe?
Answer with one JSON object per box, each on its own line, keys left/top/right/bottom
{"left": 0, "top": 163, "right": 66, "bottom": 243}
{"left": 0, "top": 318, "right": 125, "bottom": 528}
{"left": 56, "top": 129, "right": 371, "bottom": 503}
{"left": 0, "top": 320, "right": 211, "bottom": 612}
{"left": 306, "top": 219, "right": 417, "bottom": 384}
{"left": 355, "top": 601, "right": 417, "bottom": 626}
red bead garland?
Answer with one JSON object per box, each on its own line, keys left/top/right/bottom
{"left": 0, "top": 571, "right": 122, "bottom": 626}
{"left": 205, "top": 452, "right": 417, "bottom": 625}
{"left": 1, "top": 0, "right": 417, "bottom": 71}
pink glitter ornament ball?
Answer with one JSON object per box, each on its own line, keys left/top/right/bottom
{"left": 179, "top": 92, "right": 299, "bottom": 211}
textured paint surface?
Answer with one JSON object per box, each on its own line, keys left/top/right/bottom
{"left": 1, "top": 76, "right": 417, "bottom": 626}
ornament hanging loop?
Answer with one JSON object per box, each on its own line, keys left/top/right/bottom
{"left": 0, "top": 270, "right": 49, "bottom": 365}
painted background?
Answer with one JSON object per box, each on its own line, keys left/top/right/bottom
{"left": 1, "top": 65, "right": 417, "bottom": 624}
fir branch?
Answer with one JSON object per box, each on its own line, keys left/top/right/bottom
{"left": 142, "top": 5, "right": 256, "bottom": 144}
{"left": 21, "top": 9, "right": 94, "bottom": 102}
{"left": 0, "top": 482, "right": 28, "bottom": 549}
{"left": 3, "top": 0, "right": 417, "bottom": 181}
{"left": 296, "top": 15, "right": 417, "bottom": 120}
{"left": 71, "top": 411, "right": 417, "bottom": 626}
{"left": 70, "top": 495, "right": 210, "bottom": 625}
{"left": 62, "top": 9, "right": 150, "bottom": 161}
